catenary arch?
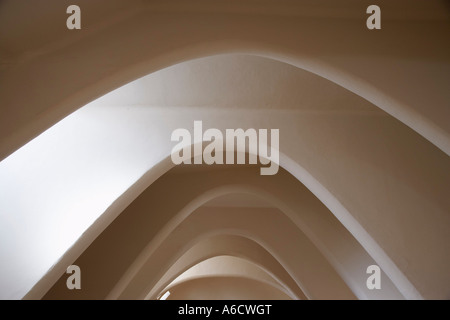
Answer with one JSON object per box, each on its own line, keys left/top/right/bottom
{"left": 156, "top": 255, "right": 297, "bottom": 300}
{"left": 162, "top": 276, "right": 292, "bottom": 300}
{"left": 107, "top": 205, "right": 354, "bottom": 300}
{"left": 1, "top": 1, "right": 450, "bottom": 160}
{"left": 159, "top": 255, "right": 295, "bottom": 300}
{"left": 11, "top": 51, "right": 449, "bottom": 300}
{"left": 3, "top": 46, "right": 449, "bottom": 159}
{"left": 45, "top": 185, "right": 358, "bottom": 300}
{"left": 0, "top": 2, "right": 446, "bottom": 301}
{"left": 145, "top": 235, "right": 308, "bottom": 300}
{"left": 37, "top": 151, "right": 404, "bottom": 298}
{"left": 104, "top": 181, "right": 401, "bottom": 300}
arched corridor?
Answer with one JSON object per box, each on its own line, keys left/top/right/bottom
{"left": 0, "top": 0, "right": 449, "bottom": 300}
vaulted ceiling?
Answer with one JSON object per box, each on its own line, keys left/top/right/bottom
{"left": 0, "top": 0, "right": 449, "bottom": 300}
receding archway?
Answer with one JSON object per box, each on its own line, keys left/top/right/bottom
{"left": 37, "top": 160, "right": 404, "bottom": 300}
{"left": 1, "top": 52, "right": 447, "bottom": 300}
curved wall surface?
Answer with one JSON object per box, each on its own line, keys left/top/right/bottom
{"left": 0, "top": 0, "right": 449, "bottom": 300}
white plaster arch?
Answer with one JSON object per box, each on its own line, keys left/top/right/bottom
{"left": 146, "top": 234, "right": 308, "bottom": 300}
{"left": 0, "top": 46, "right": 445, "bottom": 300}
{"left": 162, "top": 275, "right": 292, "bottom": 300}
{"left": 23, "top": 133, "right": 421, "bottom": 299}
{"left": 30, "top": 145, "right": 404, "bottom": 300}
{"left": 103, "top": 173, "right": 403, "bottom": 300}
{"left": 160, "top": 255, "right": 295, "bottom": 300}
{"left": 159, "top": 255, "right": 296, "bottom": 300}
{"left": 102, "top": 206, "right": 357, "bottom": 300}
{"left": 1, "top": 0, "right": 449, "bottom": 160}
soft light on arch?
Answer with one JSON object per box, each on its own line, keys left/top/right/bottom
{"left": 1, "top": 51, "right": 446, "bottom": 300}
